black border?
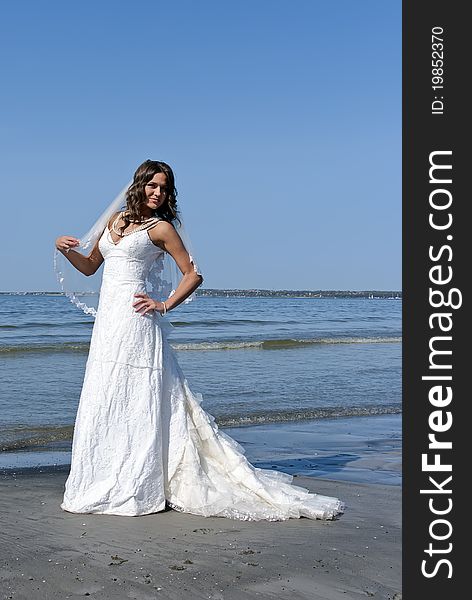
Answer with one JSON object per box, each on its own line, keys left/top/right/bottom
{"left": 403, "top": 1, "right": 466, "bottom": 596}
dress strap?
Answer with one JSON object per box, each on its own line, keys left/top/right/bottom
{"left": 145, "top": 217, "right": 163, "bottom": 231}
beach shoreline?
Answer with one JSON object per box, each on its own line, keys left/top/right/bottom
{"left": 0, "top": 467, "right": 401, "bottom": 600}
{"left": 0, "top": 414, "right": 402, "bottom": 489}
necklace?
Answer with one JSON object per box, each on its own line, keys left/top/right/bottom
{"left": 112, "top": 213, "right": 159, "bottom": 237}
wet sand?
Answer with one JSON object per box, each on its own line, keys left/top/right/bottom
{"left": 0, "top": 466, "right": 401, "bottom": 600}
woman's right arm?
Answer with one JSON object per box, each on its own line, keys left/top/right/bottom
{"left": 55, "top": 235, "right": 104, "bottom": 276}
{"left": 55, "top": 211, "right": 121, "bottom": 276}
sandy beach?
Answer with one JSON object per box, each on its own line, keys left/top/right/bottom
{"left": 0, "top": 465, "right": 401, "bottom": 600}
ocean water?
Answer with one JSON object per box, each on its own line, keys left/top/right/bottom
{"left": 0, "top": 294, "right": 401, "bottom": 468}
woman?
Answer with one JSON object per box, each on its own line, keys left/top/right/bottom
{"left": 55, "top": 159, "right": 344, "bottom": 521}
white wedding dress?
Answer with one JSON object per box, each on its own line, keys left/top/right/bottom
{"left": 61, "top": 224, "right": 344, "bottom": 520}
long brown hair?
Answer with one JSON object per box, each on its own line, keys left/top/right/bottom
{"left": 121, "top": 160, "right": 180, "bottom": 233}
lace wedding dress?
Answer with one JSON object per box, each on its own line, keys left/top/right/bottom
{"left": 61, "top": 223, "right": 344, "bottom": 521}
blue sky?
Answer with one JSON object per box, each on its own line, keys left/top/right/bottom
{"left": 0, "top": 0, "right": 401, "bottom": 291}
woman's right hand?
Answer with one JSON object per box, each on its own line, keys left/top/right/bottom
{"left": 55, "top": 236, "right": 80, "bottom": 254}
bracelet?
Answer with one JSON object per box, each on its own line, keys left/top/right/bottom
{"left": 161, "top": 301, "right": 167, "bottom": 316}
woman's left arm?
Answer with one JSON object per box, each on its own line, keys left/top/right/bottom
{"left": 132, "top": 221, "right": 203, "bottom": 316}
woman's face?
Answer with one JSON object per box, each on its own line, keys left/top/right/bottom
{"left": 144, "top": 172, "right": 168, "bottom": 212}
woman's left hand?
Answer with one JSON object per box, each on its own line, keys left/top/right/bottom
{"left": 132, "top": 293, "right": 163, "bottom": 316}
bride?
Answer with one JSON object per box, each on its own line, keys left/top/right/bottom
{"left": 54, "top": 159, "right": 344, "bottom": 521}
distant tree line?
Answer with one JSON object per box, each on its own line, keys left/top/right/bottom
{"left": 195, "top": 289, "right": 402, "bottom": 299}
{"left": 1, "top": 290, "right": 402, "bottom": 299}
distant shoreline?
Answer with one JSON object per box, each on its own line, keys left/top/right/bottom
{"left": 0, "top": 289, "right": 402, "bottom": 299}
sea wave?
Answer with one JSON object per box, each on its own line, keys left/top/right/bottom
{"left": 218, "top": 404, "right": 402, "bottom": 427}
{"left": 0, "top": 425, "right": 74, "bottom": 451}
{"left": 172, "top": 336, "right": 402, "bottom": 351}
{"left": 0, "top": 405, "right": 401, "bottom": 451}
{"left": 0, "top": 342, "right": 91, "bottom": 354}
{"left": 0, "top": 321, "right": 93, "bottom": 329}
{"left": 0, "top": 335, "right": 402, "bottom": 355}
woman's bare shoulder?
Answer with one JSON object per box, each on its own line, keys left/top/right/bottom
{"left": 149, "top": 219, "right": 176, "bottom": 235}
{"left": 148, "top": 219, "right": 177, "bottom": 248}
